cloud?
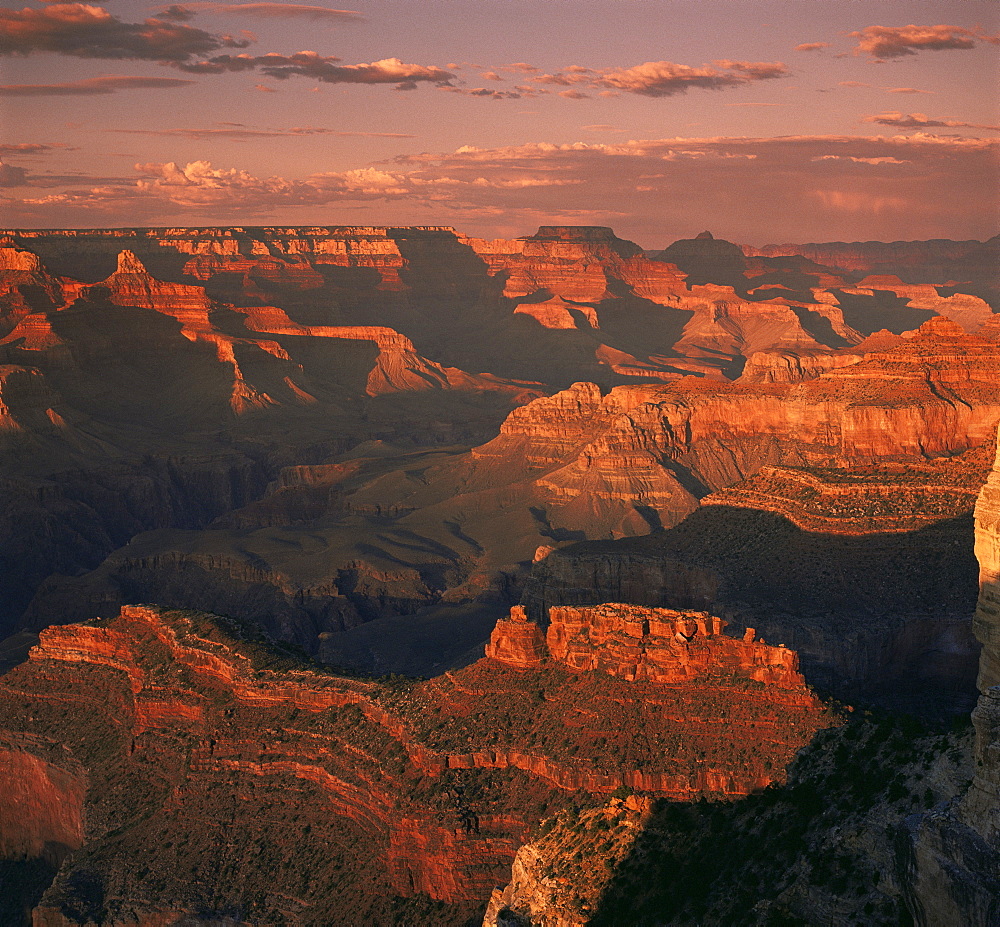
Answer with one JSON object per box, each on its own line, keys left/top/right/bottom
{"left": 0, "top": 142, "right": 74, "bottom": 155}
{"left": 310, "top": 167, "right": 408, "bottom": 196}
{"left": 22, "top": 171, "right": 136, "bottom": 188}
{"left": 444, "top": 86, "right": 524, "bottom": 100}
{"left": 837, "top": 81, "right": 936, "bottom": 95}
{"left": 163, "top": 4, "right": 364, "bottom": 21}
{"left": 132, "top": 158, "right": 318, "bottom": 205}
{"left": 4, "top": 135, "right": 996, "bottom": 244}
{"left": 795, "top": 42, "right": 830, "bottom": 52}
{"left": 812, "top": 155, "right": 908, "bottom": 165}
{"left": 176, "top": 50, "right": 454, "bottom": 88}
{"left": 533, "top": 59, "right": 789, "bottom": 98}
{"left": 0, "top": 3, "right": 249, "bottom": 61}
{"left": 850, "top": 24, "right": 999, "bottom": 59}
{"left": 156, "top": 5, "right": 197, "bottom": 22}
{"left": 381, "top": 134, "right": 998, "bottom": 242}
{"left": 502, "top": 62, "right": 539, "bottom": 74}
{"left": 0, "top": 161, "right": 27, "bottom": 186}
{"left": 863, "top": 111, "right": 1000, "bottom": 131}
{"left": 0, "top": 75, "right": 195, "bottom": 95}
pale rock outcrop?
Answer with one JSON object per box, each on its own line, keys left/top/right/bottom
{"left": 973, "top": 436, "right": 1000, "bottom": 691}
{"left": 903, "top": 433, "right": 1000, "bottom": 926}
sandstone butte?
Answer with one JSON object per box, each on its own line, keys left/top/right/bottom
{"left": 0, "top": 601, "right": 833, "bottom": 925}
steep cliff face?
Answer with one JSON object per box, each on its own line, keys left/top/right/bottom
{"left": 523, "top": 441, "right": 988, "bottom": 716}
{"left": 533, "top": 603, "right": 806, "bottom": 690}
{"left": 483, "top": 797, "right": 652, "bottom": 927}
{"left": 903, "top": 433, "right": 1000, "bottom": 926}
{"left": 0, "top": 739, "right": 85, "bottom": 861}
{"left": 0, "top": 239, "right": 65, "bottom": 336}
{"left": 0, "top": 604, "right": 833, "bottom": 925}
{"left": 98, "top": 250, "right": 213, "bottom": 325}
{"left": 469, "top": 317, "right": 1000, "bottom": 538}
{"left": 3, "top": 226, "right": 996, "bottom": 682}
{"left": 487, "top": 715, "right": 976, "bottom": 927}
{"left": 973, "top": 437, "right": 1000, "bottom": 692}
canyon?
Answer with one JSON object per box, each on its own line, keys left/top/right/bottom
{"left": 0, "top": 601, "right": 832, "bottom": 924}
{"left": 1, "top": 224, "right": 998, "bottom": 924}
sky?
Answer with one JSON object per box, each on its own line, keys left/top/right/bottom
{"left": 1, "top": 0, "right": 998, "bottom": 246}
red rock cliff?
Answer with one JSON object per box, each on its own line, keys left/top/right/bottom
{"left": 0, "top": 604, "right": 835, "bottom": 924}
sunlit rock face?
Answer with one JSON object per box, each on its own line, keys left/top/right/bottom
{"left": 902, "top": 433, "right": 1000, "bottom": 927}
{"left": 973, "top": 438, "right": 1000, "bottom": 692}
{"left": 503, "top": 602, "right": 810, "bottom": 692}
{"left": 0, "top": 603, "right": 833, "bottom": 925}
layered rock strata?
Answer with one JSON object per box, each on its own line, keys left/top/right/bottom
{"left": 701, "top": 443, "right": 993, "bottom": 535}
{"left": 29, "top": 314, "right": 1000, "bottom": 669}
{"left": 3, "top": 226, "right": 997, "bottom": 680}
{"left": 0, "top": 603, "right": 833, "bottom": 924}
{"left": 488, "top": 603, "right": 806, "bottom": 691}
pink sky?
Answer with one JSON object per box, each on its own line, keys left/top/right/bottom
{"left": 1, "top": 0, "right": 997, "bottom": 246}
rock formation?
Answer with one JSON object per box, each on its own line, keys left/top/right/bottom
{"left": 0, "top": 603, "right": 832, "bottom": 925}
{"left": 974, "top": 436, "right": 1000, "bottom": 692}
{"left": 522, "top": 434, "right": 997, "bottom": 716}
{"left": 466, "top": 226, "right": 686, "bottom": 304}
{"left": 701, "top": 444, "right": 993, "bottom": 535}
{"left": 1, "top": 224, "right": 997, "bottom": 686}
{"left": 21, "top": 310, "right": 1000, "bottom": 674}
{"left": 488, "top": 602, "right": 807, "bottom": 691}
{"left": 902, "top": 433, "right": 1000, "bottom": 926}
{"left": 1, "top": 224, "right": 998, "bottom": 924}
